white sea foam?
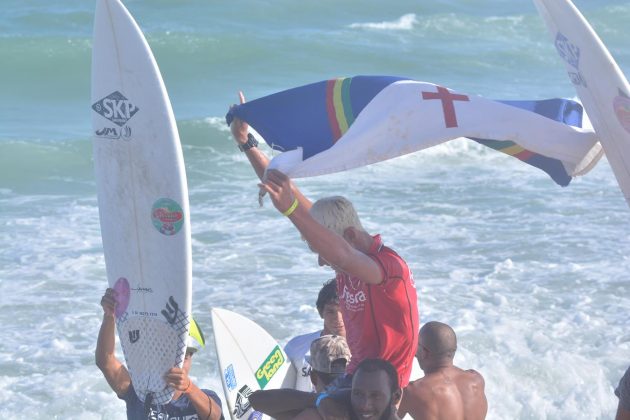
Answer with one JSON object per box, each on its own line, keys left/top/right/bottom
{"left": 203, "top": 116, "right": 231, "bottom": 133}
{"left": 2, "top": 0, "right": 630, "bottom": 418}
{"left": 348, "top": 13, "right": 417, "bottom": 31}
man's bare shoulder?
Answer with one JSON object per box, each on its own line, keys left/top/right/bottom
{"left": 464, "top": 368, "right": 483, "bottom": 377}
{"left": 399, "top": 378, "right": 438, "bottom": 419}
{"left": 463, "top": 369, "right": 486, "bottom": 386}
{"left": 405, "top": 376, "right": 440, "bottom": 399}
{"left": 407, "top": 367, "right": 484, "bottom": 394}
{"left": 400, "top": 368, "right": 487, "bottom": 420}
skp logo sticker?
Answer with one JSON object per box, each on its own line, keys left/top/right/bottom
{"left": 151, "top": 198, "right": 184, "bottom": 236}
{"left": 255, "top": 345, "right": 285, "bottom": 389}
{"left": 92, "top": 91, "right": 139, "bottom": 126}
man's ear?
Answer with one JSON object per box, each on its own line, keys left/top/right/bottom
{"left": 392, "top": 387, "right": 403, "bottom": 406}
{"left": 342, "top": 227, "right": 356, "bottom": 243}
{"left": 309, "top": 370, "right": 317, "bottom": 387}
{"left": 421, "top": 345, "right": 430, "bottom": 359}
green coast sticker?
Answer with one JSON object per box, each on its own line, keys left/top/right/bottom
{"left": 255, "top": 345, "right": 285, "bottom": 389}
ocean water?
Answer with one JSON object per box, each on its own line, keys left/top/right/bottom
{"left": 1, "top": 0, "right": 629, "bottom": 418}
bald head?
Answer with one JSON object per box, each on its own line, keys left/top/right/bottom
{"left": 419, "top": 321, "right": 457, "bottom": 360}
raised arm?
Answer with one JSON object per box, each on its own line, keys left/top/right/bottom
{"left": 250, "top": 389, "right": 319, "bottom": 418}
{"left": 229, "top": 91, "right": 312, "bottom": 212}
{"left": 95, "top": 288, "right": 131, "bottom": 397}
{"left": 250, "top": 389, "right": 349, "bottom": 420}
{"left": 259, "top": 169, "right": 383, "bottom": 285}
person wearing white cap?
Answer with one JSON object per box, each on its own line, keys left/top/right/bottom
{"left": 96, "top": 288, "right": 223, "bottom": 420}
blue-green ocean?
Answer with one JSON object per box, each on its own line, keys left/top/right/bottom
{"left": 1, "top": 0, "right": 629, "bottom": 418}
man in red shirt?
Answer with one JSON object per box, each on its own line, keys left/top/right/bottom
{"left": 230, "top": 92, "right": 419, "bottom": 397}
{"left": 332, "top": 227, "right": 418, "bottom": 388}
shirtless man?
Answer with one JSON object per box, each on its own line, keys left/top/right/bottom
{"left": 398, "top": 321, "right": 487, "bottom": 420}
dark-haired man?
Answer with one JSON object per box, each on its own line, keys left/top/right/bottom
{"left": 96, "top": 288, "right": 224, "bottom": 420}
{"left": 288, "top": 358, "right": 402, "bottom": 420}
{"left": 348, "top": 358, "right": 403, "bottom": 420}
{"left": 251, "top": 358, "right": 401, "bottom": 420}
{"left": 398, "top": 321, "right": 487, "bottom": 420}
{"left": 284, "top": 279, "right": 346, "bottom": 391}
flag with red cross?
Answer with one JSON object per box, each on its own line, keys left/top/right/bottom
{"left": 226, "top": 76, "right": 602, "bottom": 186}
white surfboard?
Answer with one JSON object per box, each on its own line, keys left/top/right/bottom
{"left": 212, "top": 308, "right": 292, "bottom": 420}
{"left": 533, "top": 0, "right": 630, "bottom": 206}
{"left": 91, "top": 0, "right": 191, "bottom": 404}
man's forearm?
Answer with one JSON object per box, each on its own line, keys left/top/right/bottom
{"left": 95, "top": 314, "right": 116, "bottom": 367}
{"left": 287, "top": 204, "right": 381, "bottom": 283}
{"left": 244, "top": 146, "right": 269, "bottom": 181}
{"left": 187, "top": 385, "right": 222, "bottom": 420}
{"left": 250, "top": 389, "right": 318, "bottom": 415}
{"left": 245, "top": 144, "right": 313, "bottom": 211}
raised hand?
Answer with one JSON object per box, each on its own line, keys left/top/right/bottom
{"left": 164, "top": 366, "right": 192, "bottom": 394}
{"left": 259, "top": 169, "right": 297, "bottom": 216}
{"left": 230, "top": 91, "right": 249, "bottom": 144}
{"left": 100, "top": 288, "right": 117, "bottom": 317}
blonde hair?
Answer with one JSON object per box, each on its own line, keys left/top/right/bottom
{"left": 310, "top": 196, "right": 364, "bottom": 236}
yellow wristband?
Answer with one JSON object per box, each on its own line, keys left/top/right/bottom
{"left": 282, "top": 198, "right": 299, "bottom": 217}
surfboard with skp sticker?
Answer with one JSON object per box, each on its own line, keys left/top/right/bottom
{"left": 211, "top": 308, "right": 292, "bottom": 420}
{"left": 91, "top": 0, "right": 191, "bottom": 404}
{"left": 533, "top": 0, "right": 630, "bottom": 206}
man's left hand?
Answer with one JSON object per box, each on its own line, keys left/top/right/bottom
{"left": 259, "top": 169, "right": 296, "bottom": 216}
{"left": 165, "top": 367, "right": 192, "bottom": 393}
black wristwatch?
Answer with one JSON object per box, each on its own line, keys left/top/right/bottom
{"left": 238, "top": 133, "right": 259, "bottom": 152}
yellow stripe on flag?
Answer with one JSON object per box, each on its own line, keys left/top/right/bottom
{"left": 501, "top": 144, "right": 526, "bottom": 156}
{"left": 333, "top": 79, "right": 349, "bottom": 134}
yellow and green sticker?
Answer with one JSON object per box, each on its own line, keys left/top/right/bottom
{"left": 255, "top": 345, "right": 285, "bottom": 389}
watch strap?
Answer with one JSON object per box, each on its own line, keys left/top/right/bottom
{"left": 238, "top": 133, "right": 259, "bottom": 152}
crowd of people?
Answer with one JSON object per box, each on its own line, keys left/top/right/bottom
{"left": 94, "top": 93, "right": 629, "bottom": 419}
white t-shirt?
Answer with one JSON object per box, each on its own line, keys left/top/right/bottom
{"left": 283, "top": 330, "right": 322, "bottom": 392}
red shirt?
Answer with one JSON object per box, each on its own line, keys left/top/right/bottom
{"left": 337, "top": 235, "right": 419, "bottom": 388}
